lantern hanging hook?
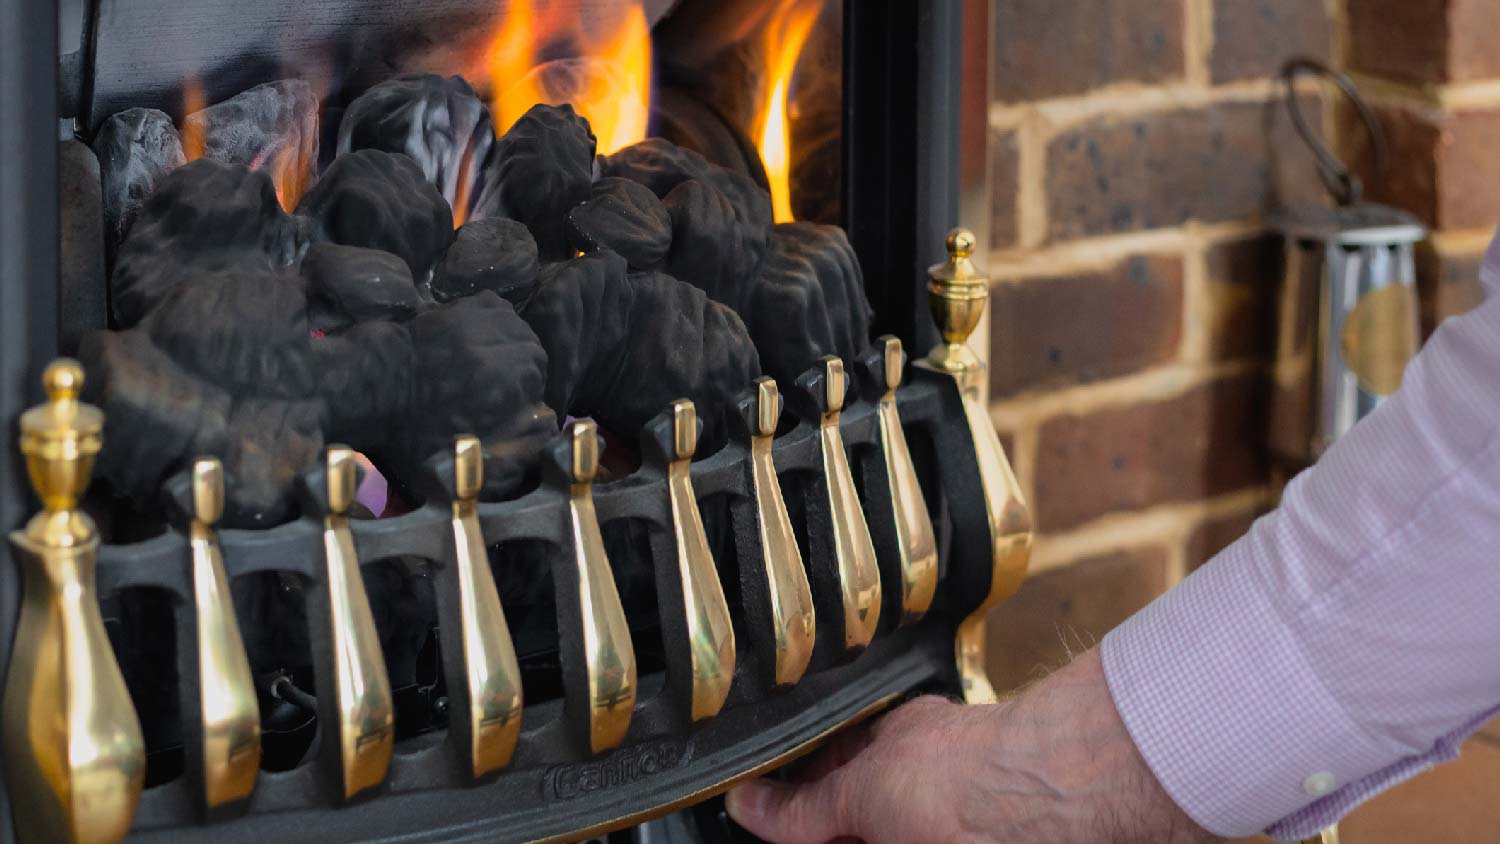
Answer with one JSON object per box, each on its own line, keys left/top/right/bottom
{"left": 1281, "top": 57, "right": 1388, "bottom": 207}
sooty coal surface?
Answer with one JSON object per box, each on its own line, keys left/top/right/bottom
{"left": 432, "top": 217, "right": 540, "bottom": 306}
{"left": 338, "top": 73, "right": 494, "bottom": 216}
{"left": 297, "top": 149, "right": 454, "bottom": 281}
{"left": 567, "top": 177, "right": 672, "bottom": 271}
{"left": 473, "top": 104, "right": 595, "bottom": 261}
{"left": 92, "top": 108, "right": 186, "bottom": 264}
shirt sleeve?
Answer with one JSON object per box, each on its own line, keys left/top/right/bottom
{"left": 1100, "top": 227, "right": 1500, "bottom": 840}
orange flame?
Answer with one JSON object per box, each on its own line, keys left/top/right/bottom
{"left": 484, "top": 0, "right": 651, "bottom": 155}
{"left": 179, "top": 76, "right": 307, "bottom": 210}
{"left": 181, "top": 77, "right": 207, "bottom": 162}
{"left": 753, "top": 0, "right": 822, "bottom": 224}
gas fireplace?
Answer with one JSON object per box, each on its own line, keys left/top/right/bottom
{"left": 0, "top": 1, "right": 1018, "bottom": 842}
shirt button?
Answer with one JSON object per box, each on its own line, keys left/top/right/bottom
{"left": 1303, "top": 772, "right": 1337, "bottom": 797}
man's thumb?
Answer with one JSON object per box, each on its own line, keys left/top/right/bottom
{"left": 725, "top": 777, "right": 852, "bottom": 844}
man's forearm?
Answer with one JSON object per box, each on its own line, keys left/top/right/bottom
{"left": 1103, "top": 232, "right": 1500, "bottom": 838}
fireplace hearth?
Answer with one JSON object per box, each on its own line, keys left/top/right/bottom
{"left": 0, "top": 2, "right": 1011, "bottom": 843}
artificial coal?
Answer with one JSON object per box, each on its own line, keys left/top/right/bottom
{"left": 520, "top": 249, "right": 760, "bottom": 437}
{"left": 337, "top": 73, "right": 494, "bottom": 218}
{"left": 183, "top": 79, "right": 320, "bottom": 208}
{"left": 110, "top": 159, "right": 307, "bottom": 327}
{"left": 431, "top": 217, "right": 540, "bottom": 306}
{"left": 297, "top": 148, "right": 454, "bottom": 282}
{"left": 91, "top": 107, "right": 186, "bottom": 263}
{"left": 472, "top": 103, "right": 595, "bottom": 261}
{"left": 567, "top": 177, "right": 672, "bottom": 271}
{"left": 739, "top": 222, "right": 872, "bottom": 389}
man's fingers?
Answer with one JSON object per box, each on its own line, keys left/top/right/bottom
{"left": 725, "top": 776, "right": 854, "bottom": 844}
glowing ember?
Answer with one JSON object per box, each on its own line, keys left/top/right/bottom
{"left": 485, "top": 1, "right": 651, "bottom": 155}
{"left": 754, "top": 0, "right": 823, "bottom": 224}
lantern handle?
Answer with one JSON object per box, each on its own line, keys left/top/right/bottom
{"left": 1281, "top": 57, "right": 1387, "bottom": 207}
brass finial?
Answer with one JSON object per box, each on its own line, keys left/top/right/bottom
{"left": 925, "top": 227, "right": 990, "bottom": 372}
{"left": 453, "top": 435, "right": 483, "bottom": 502}
{"left": 19, "top": 359, "right": 103, "bottom": 519}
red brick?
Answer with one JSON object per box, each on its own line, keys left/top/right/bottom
{"left": 1045, "top": 98, "right": 1326, "bottom": 242}
{"left": 1416, "top": 240, "right": 1486, "bottom": 335}
{"left": 1210, "top": 0, "right": 1331, "bottom": 83}
{"left": 989, "top": 255, "right": 1184, "bottom": 397}
{"left": 1033, "top": 372, "right": 1271, "bottom": 532}
{"left": 984, "top": 546, "right": 1168, "bottom": 692}
{"left": 1347, "top": 0, "right": 1450, "bottom": 84}
{"left": 992, "top": 0, "right": 1185, "bottom": 103}
{"left": 1451, "top": 0, "right": 1500, "bottom": 81}
{"left": 1437, "top": 109, "right": 1500, "bottom": 230}
{"left": 1342, "top": 101, "right": 1442, "bottom": 227}
{"left": 990, "top": 128, "right": 1020, "bottom": 250}
{"left": 1345, "top": 103, "right": 1500, "bottom": 231}
{"left": 1204, "top": 234, "right": 1283, "bottom": 362}
{"left": 1186, "top": 506, "right": 1263, "bottom": 570}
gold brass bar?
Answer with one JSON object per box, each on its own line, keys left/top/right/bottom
{"left": 187, "top": 457, "right": 261, "bottom": 810}
{"left": 663, "top": 400, "right": 736, "bottom": 720}
{"left": 565, "top": 421, "right": 637, "bottom": 753}
{"left": 1302, "top": 825, "right": 1341, "bottom": 844}
{"left": 918, "top": 229, "right": 1033, "bottom": 705}
{"left": 319, "top": 446, "right": 395, "bottom": 799}
{"left": 814, "top": 357, "right": 882, "bottom": 651}
{"left": 746, "top": 378, "right": 815, "bottom": 686}
{"left": 2, "top": 360, "right": 145, "bottom": 844}
{"left": 871, "top": 337, "right": 939, "bottom": 623}
{"left": 448, "top": 436, "right": 523, "bottom": 778}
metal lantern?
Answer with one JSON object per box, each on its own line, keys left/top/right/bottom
{"left": 1270, "top": 60, "right": 1427, "bottom": 468}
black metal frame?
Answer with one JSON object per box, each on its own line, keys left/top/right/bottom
{"left": 0, "top": 0, "right": 967, "bottom": 840}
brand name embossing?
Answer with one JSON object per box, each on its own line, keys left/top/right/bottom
{"left": 544, "top": 739, "right": 692, "bottom": 800}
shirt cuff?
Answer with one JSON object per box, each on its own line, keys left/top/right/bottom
{"left": 1100, "top": 542, "right": 1401, "bottom": 838}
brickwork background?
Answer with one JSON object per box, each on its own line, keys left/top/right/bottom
{"left": 980, "top": 0, "right": 1491, "bottom": 691}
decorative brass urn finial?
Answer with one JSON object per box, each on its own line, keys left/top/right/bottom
{"left": 4, "top": 358, "right": 147, "bottom": 844}
{"left": 915, "top": 232, "right": 1033, "bottom": 705}
{"left": 925, "top": 227, "right": 991, "bottom": 374}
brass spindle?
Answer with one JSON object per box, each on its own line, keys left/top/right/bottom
{"left": 916, "top": 229, "right": 1033, "bottom": 705}
{"left": 562, "top": 420, "right": 637, "bottom": 754}
{"left": 187, "top": 457, "right": 260, "bottom": 811}
{"left": 869, "top": 336, "right": 938, "bottom": 623}
{"left": 2, "top": 359, "right": 145, "bottom": 844}
{"left": 741, "top": 378, "right": 815, "bottom": 686}
{"left": 806, "top": 356, "right": 882, "bottom": 651}
{"left": 318, "top": 446, "right": 395, "bottom": 799}
{"left": 654, "top": 400, "right": 736, "bottom": 720}
{"left": 446, "top": 436, "right": 523, "bottom": 778}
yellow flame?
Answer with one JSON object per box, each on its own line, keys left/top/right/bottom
{"left": 485, "top": 1, "right": 651, "bottom": 155}
{"left": 754, "top": 0, "right": 822, "bottom": 224}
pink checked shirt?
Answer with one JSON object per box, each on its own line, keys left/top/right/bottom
{"left": 1102, "top": 228, "right": 1500, "bottom": 840}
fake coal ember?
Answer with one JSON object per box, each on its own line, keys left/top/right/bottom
{"left": 567, "top": 177, "right": 672, "bottom": 271}
{"left": 184, "top": 80, "right": 320, "bottom": 209}
{"left": 301, "top": 242, "right": 423, "bottom": 333}
{"left": 432, "top": 218, "right": 540, "bottom": 305}
{"left": 90, "top": 70, "right": 872, "bottom": 526}
{"left": 472, "top": 104, "right": 596, "bottom": 261}
{"left": 337, "top": 74, "right": 494, "bottom": 219}
{"left": 297, "top": 149, "right": 454, "bottom": 281}
{"left": 520, "top": 250, "right": 760, "bottom": 436}
{"left": 109, "top": 159, "right": 307, "bottom": 327}
{"left": 742, "top": 222, "right": 872, "bottom": 388}
{"left": 92, "top": 108, "right": 186, "bottom": 263}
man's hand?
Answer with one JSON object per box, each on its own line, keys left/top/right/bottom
{"left": 724, "top": 648, "right": 1218, "bottom": 844}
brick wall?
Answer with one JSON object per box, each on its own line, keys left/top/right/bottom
{"left": 981, "top": 0, "right": 1336, "bottom": 691}
{"left": 981, "top": 0, "right": 1497, "bottom": 693}
{"left": 1343, "top": 0, "right": 1497, "bottom": 334}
